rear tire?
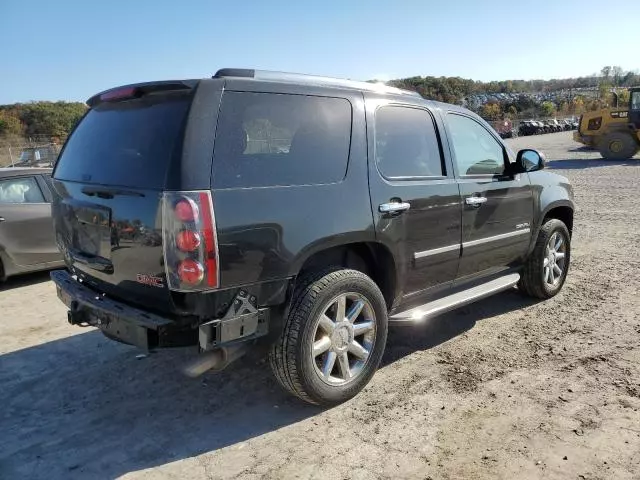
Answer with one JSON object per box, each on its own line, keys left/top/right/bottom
{"left": 269, "top": 268, "right": 388, "bottom": 406}
{"left": 598, "top": 132, "right": 639, "bottom": 160}
{"left": 519, "top": 219, "right": 571, "bottom": 299}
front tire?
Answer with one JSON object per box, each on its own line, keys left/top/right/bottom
{"left": 269, "top": 268, "right": 388, "bottom": 406}
{"left": 519, "top": 219, "right": 571, "bottom": 299}
{"left": 598, "top": 132, "right": 639, "bottom": 160}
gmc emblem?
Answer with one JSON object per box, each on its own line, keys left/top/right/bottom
{"left": 136, "top": 274, "right": 164, "bottom": 288}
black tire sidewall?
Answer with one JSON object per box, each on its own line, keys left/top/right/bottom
{"left": 600, "top": 133, "right": 637, "bottom": 160}
{"left": 296, "top": 271, "right": 388, "bottom": 405}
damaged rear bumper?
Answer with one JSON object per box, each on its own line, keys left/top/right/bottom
{"left": 50, "top": 269, "right": 269, "bottom": 353}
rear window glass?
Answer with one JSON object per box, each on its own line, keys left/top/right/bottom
{"left": 54, "top": 92, "right": 191, "bottom": 189}
{"left": 212, "top": 92, "right": 352, "bottom": 188}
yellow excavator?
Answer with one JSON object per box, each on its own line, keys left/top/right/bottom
{"left": 573, "top": 87, "right": 640, "bottom": 159}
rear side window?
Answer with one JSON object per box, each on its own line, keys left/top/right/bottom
{"left": 54, "top": 92, "right": 191, "bottom": 189}
{"left": 375, "top": 106, "right": 444, "bottom": 179}
{"left": 213, "top": 92, "right": 352, "bottom": 188}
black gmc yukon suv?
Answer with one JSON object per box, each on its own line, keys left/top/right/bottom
{"left": 51, "top": 69, "right": 574, "bottom": 405}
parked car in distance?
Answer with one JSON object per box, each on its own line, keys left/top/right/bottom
{"left": 50, "top": 69, "right": 575, "bottom": 405}
{"left": 518, "top": 121, "right": 537, "bottom": 136}
{"left": 532, "top": 120, "right": 546, "bottom": 134}
{"left": 14, "top": 145, "right": 58, "bottom": 168}
{"left": 0, "top": 168, "right": 63, "bottom": 281}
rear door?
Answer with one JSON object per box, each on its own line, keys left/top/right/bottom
{"left": 366, "top": 97, "right": 462, "bottom": 305}
{"left": 0, "top": 174, "right": 58, "bottom": 266}
{"left": 51, "top": 81, "right": 213, "bottom": 310}
{"left": 442, "top": 112, "right": 533, "bottom": 281}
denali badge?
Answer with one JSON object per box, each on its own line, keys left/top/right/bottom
{"left": 136, "top": 274, "right": 164, "bottom": 288}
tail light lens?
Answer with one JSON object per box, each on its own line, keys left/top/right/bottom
{"left": 174, "top": 198, "right": 198, "bottom": 222}
{"left": 162, "top": 191, "right": 219, "bottom": 291}
{"left": 176, "top": 230, "right": 201, "bottom": 252}
{"left": 178, "top": 259, "right": 204, "bottom": 285}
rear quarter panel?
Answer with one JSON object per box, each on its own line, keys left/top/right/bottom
{"left": 211, "top": 87, "right": 374, "bottom": 288}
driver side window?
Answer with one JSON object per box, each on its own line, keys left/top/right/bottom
{"left": 631, "top": 91, "right": 640, "bottom": 111}
{"left": 446, "top": 113, "right": 506, "bottom": 176}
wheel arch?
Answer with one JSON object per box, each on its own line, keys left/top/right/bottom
{"left": 542, "top": 204, "right": 574, "bottom": 236}
{"left": 528, "top": 198, "right": 574, "bottom": 256}
{"left": 292, "top": 240, "right": 398, "bottom": 311}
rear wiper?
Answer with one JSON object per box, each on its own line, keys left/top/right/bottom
{"left": 81, "top": 187, "right": 145, "bottom": 199}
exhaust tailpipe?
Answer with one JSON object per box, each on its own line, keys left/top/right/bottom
{"left": 183, "top": 344, "right": 248, "bottom": 377}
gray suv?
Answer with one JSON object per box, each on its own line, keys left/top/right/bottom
{"left": 50, "top": 69, "right": 574, "bottom": 405}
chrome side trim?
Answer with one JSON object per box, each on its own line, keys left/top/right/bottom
{"left": 463, "top": 228, "right": 531, "bottom": 248}
{"left": 414, "top": 244, "right": 460, "bottom": 260}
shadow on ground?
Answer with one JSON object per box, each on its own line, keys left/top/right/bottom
{"left": 0, "top": 289, "right": 538, "bottom": 479}
{"left": 547, "top": 157, "right": 640, "bottom": 170}
{"left": 0, "top": 270, "right": 52, "bottom": 291}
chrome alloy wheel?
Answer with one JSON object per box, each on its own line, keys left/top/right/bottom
{"left": 311, "top": 292, "right": 376, "bottom": 385}
{"left": 543, "top": 231, "right": 567, "bottom": 286}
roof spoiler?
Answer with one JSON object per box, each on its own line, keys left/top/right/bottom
{"left": 87, "top": 80, "right": 198, "bottom": 107}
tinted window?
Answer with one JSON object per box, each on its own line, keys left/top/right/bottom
{"left": 213, "top": 92, "right": 351, "bottom": 188}
{"left": 446, "top": 114, "right": 505, "bottom": 176}
{"left": 54, "top": 92, "right": 191, "bottom": 189}
{"left": 375, "top": 106, "right": 444, "bottom": 178}
{"left": 632, "top": 91, "right": 640, "bottom": 110}
{"left": 0, "top": 176, "right": 45, "bottom": 203}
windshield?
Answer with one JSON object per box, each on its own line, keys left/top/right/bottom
{"left": 54, "top": 92, "right": 192, "bottom": 189}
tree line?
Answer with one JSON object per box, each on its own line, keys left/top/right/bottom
{"left": 0, "top": 101, "right": 87, "bottom": 140}
{"left": 387, "top": 66, "right": 638, "bottom": 103}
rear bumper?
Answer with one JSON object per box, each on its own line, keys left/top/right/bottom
{"left": 51, "top": 269, "right": 174, "bottom": 351}
{"left": 50, "top": 269, "right": 270, "bottom": 353}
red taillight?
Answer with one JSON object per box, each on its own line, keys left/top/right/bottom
{"left": 176, "top": 230, "right": 201, "bottom": 252}
{"left": 178, "top": 259, "right": 204, "bottom": 285}
{"left": 198, "top": 192, "right": 218, "bottom": 288}
{"left": 162, "top": 191, "right": 219, "bottom": 292}
{"left": 100, "top": 87, "right": 138, "bottom": 102}
{"left": 174, "top": 199, "right": 198, "bottom": 222}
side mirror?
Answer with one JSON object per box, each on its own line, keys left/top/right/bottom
{"left": 513, "top": 149, "right": 545, "bottom": 173}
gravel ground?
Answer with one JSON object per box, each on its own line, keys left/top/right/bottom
{"left": 1, "top": 131, "right": 639, "bottom": 480}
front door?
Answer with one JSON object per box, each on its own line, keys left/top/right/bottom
{"left": 0, "top": 175, "right": 58, "bottom": 266}
{"left": 442, "top": 112, "right": 534, "bottom": 280}
{"left": 366, "top": 99, "right": 462, "bottom": 306}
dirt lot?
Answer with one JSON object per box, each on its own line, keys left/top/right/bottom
{"left": 1, "top": 131, "right": 639, "bottom": 480}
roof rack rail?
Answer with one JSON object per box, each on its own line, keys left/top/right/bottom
{"left": 213, "top": 68, "right": 421, "bottom": 97}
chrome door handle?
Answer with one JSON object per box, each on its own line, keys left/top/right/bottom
{"left": 465, "top": 196, "right": 487, "bottom": 207}
{"left": 379, "top": 202, "right": 411, "bottom": 214}
{"left": 0, "top": 217, "right": 5, "bottom": 222}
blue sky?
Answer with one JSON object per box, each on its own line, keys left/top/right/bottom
{"left": 0, "top": 0, "right": 636, "bottom": 104}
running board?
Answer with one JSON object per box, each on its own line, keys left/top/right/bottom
{"left": 389, "top": 273, "right": 521, "bottom": 325}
